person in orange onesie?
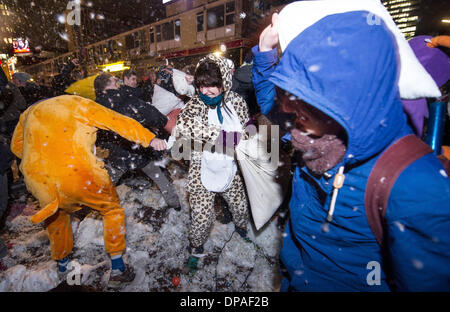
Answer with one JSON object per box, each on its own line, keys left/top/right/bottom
{"left": 10, "top": 94, "right": 166, "bottom": 287}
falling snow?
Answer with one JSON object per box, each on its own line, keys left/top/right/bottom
{"left": 0, "top": 162, "right": 284, "bottom": 291}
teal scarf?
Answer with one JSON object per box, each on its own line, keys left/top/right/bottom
{"left": 199, "top": 93, "right": 223, "bottom": 124}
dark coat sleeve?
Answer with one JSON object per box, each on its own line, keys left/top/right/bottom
{"left": 251, "top": 45, "right": 279, "bottom": 115}
{"left": 0, "top": 68, "right": 8, "bottom": 89}
{"left": 136, "top": 99, "right": 168, "bottom": 129}
{"left": 51, "top": 62, "right": 76, "bottom": 95}
{"left": 0, "top": 141, "right": 13, "bottom": 174}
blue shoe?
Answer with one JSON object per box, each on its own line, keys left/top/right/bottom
{"left": 57, "top": 257, "right": 70, "bottom": 276}
{"left": 111, "top": 254, "right": 126, "bottom": 272}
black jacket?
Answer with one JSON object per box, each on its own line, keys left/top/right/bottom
{"left": 141, "top": 79, "right": 154, "bottom": 103}
{"left": 0, "top": 82, "right": 28, "bottom": 137}
{"left": 0, "top": 140, "right": 13, "bottom": 174}
{"left": 231, "top": 63, "right": 259, "bottom": 116}
{"left": 120, "top": 85, "right": 144, "bottom": 101}
{"left": 0, "top": 68, "right": 8, "bottom": 88}
{"left": 19, "top": 82, "right": 51, "bottom": 106}
{"left": 51, "top": 62, "right": 76, "bottom": 95}
{"left": 96, "top": 89, "right": 168, "bottom": 170}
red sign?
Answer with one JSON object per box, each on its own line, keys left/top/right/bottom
{"left": 160, "top": 39, "right": 247, "bottom": 60}
{"left": 13, "top": 38, "right": 31, "bottom": 54}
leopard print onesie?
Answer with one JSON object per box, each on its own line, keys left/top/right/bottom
{"left": 174, "top": 54, "right": 250, "bottom": 249}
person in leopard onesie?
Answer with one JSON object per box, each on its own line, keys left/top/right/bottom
{"left": 174, "top": 54, "right": 251, "bottom": 267}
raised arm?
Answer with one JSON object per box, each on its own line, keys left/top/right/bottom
{"left": 75, "top": 97, "right": 156, "bottom": 148}
{"left": 252, "top": 13, "right": 280, "bottom": 115}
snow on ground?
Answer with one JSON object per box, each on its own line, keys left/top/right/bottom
{"left": 0, "top": 160, "right": 284, "bottom": 292}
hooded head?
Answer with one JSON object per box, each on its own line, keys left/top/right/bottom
{"left": 195, "top": 53, "right": 235, "bottom": 98}
{"left": 270, "top": 11, "right": 410, "bottom": 167}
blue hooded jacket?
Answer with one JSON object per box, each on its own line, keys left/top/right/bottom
{"left": 252, "top": 11, "right": 450, "bottom": 291}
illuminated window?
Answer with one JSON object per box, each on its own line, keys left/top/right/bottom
{"left": 401, "top": 26, "right": 417, "bottom": 32}
{"left": 396, "top": 16, "right": 418, "bottom": 23}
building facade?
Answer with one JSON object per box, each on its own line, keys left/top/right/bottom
{"left": 0, "top": 2, "right": 14, "bottom": 56}
{"left": 382, "top": 0, "right": 421, "bottom": 39}
{"left": 21, "top": 0, "right": 290, "bottom": 84}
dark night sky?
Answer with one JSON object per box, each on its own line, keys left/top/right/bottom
{"left": 2, "top": 0, "right": 449, "bottom": 59}
{"left": 416, "top": 0, "right": 450, "bottom": 37}
{"left": 3, "top": 0, "right": 165, "bottom": 54}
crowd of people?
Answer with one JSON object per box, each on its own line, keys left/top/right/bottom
{"left": 1, "top": 0, "right": 450, "bottom": 292}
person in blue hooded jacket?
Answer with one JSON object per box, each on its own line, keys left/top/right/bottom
{"left": 252, "top": 11, "right": 450, "bottom": 291}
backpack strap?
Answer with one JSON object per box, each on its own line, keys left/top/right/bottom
{"left": 365, "top": 135, "right": 433, "bottom": 246}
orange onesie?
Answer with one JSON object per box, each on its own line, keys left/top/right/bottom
{"left": 10, "top": 95, "right": 155, "bottom": 260}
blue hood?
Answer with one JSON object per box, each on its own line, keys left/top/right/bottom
{"left": 270, "top": 11, "right": 411, "bottom": 165}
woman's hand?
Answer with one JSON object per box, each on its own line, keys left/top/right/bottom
{"left": 259, "top": 13, "right": 280, "bottom": 52}
{"left": 150, "top": 138, "right": 167, "bottom": 151}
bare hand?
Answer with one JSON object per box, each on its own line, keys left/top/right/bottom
{"left": 150, "top": 138, "right": 167, "bottom": 151}
{"left": 427, "top": 36, "right": 450, "bottom": 49}
{"left": 72, "top": 58, "right": 80, "bottom": 66}
{"left": 259, "top": 13, "right": 279, "bottom": 52}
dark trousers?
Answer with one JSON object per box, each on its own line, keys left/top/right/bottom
{"left": 0, "top": 173, "right": 8, "bottom": 258}
{"left": 106, "top": 161, "right": 180, "bottom": 208}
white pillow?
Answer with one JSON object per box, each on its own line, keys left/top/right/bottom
{"left": 277, "top": 0, "right": 441, "bottom": 100}
{"left": 172, "top": 68, "right": 195, "bottom": 97}
{"left": 151, "top": 84, "right": 185, "bottom": 115}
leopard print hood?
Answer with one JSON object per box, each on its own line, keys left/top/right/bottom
{"left": 174, "top": 54, "right": 249, "bottom": 163}
{"left": 196, "top": 53, "right": 235, "bottom": 99}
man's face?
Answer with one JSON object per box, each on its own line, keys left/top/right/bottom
{"left": 124, "top": 75, "right": 137, "bottom": 88}
{"left": 105, "top": 76, "right": 119, "bottom": 91}
{"left": 199, "top": 86, "right": 222, "bottom": 98}
{"left": 149, "top": 71, "right": 156, "bottom": 83}
{"left": 278, "top": 90, "right": 342, "bottom": 138}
